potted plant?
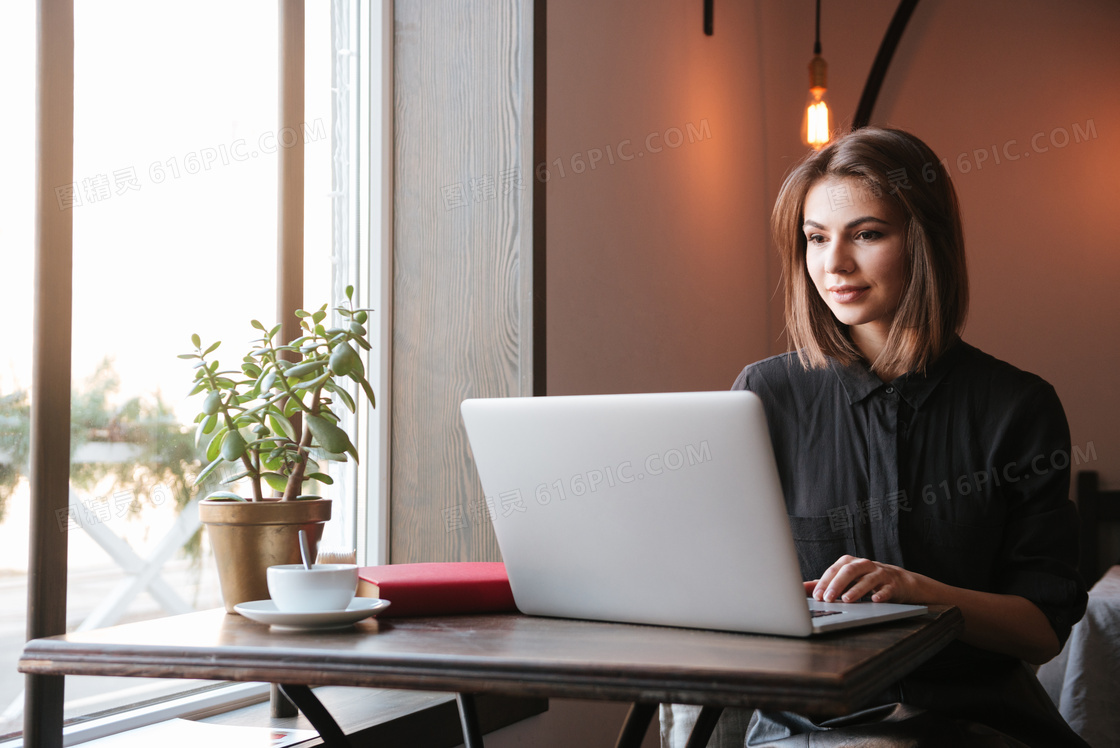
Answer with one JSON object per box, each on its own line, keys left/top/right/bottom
{"left": 180, "top": 286, "right": 375, "bottom": 612}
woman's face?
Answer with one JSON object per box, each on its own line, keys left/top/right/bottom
{"left": 802, "top": 176, "right": 908, "bottom": 356}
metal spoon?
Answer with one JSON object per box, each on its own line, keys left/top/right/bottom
{"left": 298, "top": 529, "right": 313, "bottom": 570}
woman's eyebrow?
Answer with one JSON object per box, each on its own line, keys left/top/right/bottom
{"left": 802, "top": 216, "right": 890, "bottom": 230}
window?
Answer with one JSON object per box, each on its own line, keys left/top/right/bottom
{"left": 0, "top": 1, "right": 36, "bottom": 736}
{"left": 3, "top": 0, "right": 387, "bottom": 739}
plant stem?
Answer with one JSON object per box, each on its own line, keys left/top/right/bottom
{"left": 201, "top": 358, "right": 263, "bottom": 501}
{"left": 282, "top": 389, "right": 320, "bottom": 501}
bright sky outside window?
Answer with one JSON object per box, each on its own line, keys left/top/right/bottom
{"left": 0, "top": 0, "right": 348, "bottom": 734}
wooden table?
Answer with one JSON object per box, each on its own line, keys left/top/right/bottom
{"left": 20, "top": 606, "right": 962, "bottom": 747}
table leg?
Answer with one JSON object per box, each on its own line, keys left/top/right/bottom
{"left": 277, "top": 683, "right": 354, "bottom": 748}
{"left": 614, "top": 702, "right": 656, "bottom": 748}
{"left": 270, "top": 682, "right": 298, "bottom": 717}
{"left": 456, "top": 692, "right": 486, "bottom": 748}
{"left": 685, "top": 706, "right": 724, "bottom": 748}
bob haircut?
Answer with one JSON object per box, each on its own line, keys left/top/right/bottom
{"left": 773, "top": 127, "right": 968, "bottom": 376}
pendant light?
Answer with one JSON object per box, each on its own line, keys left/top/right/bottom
{"left": 802, "top": 0, "right": 831, "bottom": 149}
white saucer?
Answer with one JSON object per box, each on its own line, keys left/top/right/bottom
{"left": 234, "top": 598, "right": 391, "bottom": 630}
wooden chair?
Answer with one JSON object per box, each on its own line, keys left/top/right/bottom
{"left": 1077, "top": 471, "right": 1120, "bottom": 586}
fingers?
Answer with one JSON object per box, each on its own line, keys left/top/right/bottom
{"left": 803, "top": 580, "right": 818, "bottom": 596}
{"left": 812, "top": 555, "right": 861, "bottom": 601}
{"left": 870, "top": 584, "right": 894, "bottom": 603}
{"left": 813, "top": 556, "right": 884, "bottom": 602}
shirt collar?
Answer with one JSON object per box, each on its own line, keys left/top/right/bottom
{"left": 829, "top": 337, "right": 963, "bottom": 409}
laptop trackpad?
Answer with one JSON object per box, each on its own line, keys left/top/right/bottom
{"left": 808, "top": 598, "right": 928, "bottom": 633}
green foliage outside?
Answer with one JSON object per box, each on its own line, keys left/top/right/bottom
{"left": 0, "top": 359, "right": 208, "bottom": 536}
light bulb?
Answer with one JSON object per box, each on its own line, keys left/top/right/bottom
{"left": 801, "top": 55, "right": 831, "bottom": 150}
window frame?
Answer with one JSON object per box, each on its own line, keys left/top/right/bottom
{"left": 19, "top": 0, "right": 392, "bottom": 742}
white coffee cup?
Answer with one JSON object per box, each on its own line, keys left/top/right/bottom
{"left": 267, "top": 563, "right": 359, "bottom": 612}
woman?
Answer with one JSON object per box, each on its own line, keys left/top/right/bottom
{"left": 662, "top": 128, "right": 1087, "bottom": 747}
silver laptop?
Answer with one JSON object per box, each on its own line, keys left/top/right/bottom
{"left": 459, "top": 391, "right": 927, "bottom": 637}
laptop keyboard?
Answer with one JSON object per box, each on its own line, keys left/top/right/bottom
{"left": 810, "top": 609, "right": 842, "bottom": 618}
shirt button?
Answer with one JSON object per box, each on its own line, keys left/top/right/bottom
{"left": 885, "top": 387, "right": 895, "bottom": 394}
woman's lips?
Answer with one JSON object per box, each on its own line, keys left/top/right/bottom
{"left": 828, "top": 285, "right": 869, "bottom": 303}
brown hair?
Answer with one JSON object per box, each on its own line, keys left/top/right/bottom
{"left": 773, "top": 127, "right": 968, "bottom": 375}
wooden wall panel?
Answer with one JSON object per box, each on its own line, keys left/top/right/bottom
{"left": 391, "top": 0, "right": 540, "bottom": 563}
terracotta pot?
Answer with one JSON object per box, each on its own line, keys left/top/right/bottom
{"left": 199, "top": 498, "right": 332, "bottom": 613}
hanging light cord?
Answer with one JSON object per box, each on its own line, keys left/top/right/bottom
{"left": 814, "top": 0, "right": 822, "bottom": 55}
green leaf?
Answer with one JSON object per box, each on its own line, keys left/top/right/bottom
{"left": 194, "top": 417, "right": 209, "bottom": 448}
{"left": 332, "top": 384, "right": 356, "bottom": 413}
{"left": 312, "top": 309, "right": 327, "bottom": 324}
{"left": 284, "top": 359, "right": 328, "bottom": 379}
{"left": 177, "top": 353, "right": 198, "bottom": 360}
{"left": 355, "top": 375, "right": 377, "bottom": 410}
{"left": 329, "top": 342, "right": 360, "bottom": 377}
{"left": 307, "top": 472, "right": 334, "bottom": 485}
{"left": 221, "top": 430, "right": 247, "bottom": 461}
{"left": 306, "top": 413, "right": 352, "bottom": 455}
{"left": 283, "top": 397, "right": 302, "bottom": 418}
{"left": 206, "top": 426, "right": 228, "bottom": 461}
{"left": 201, "top": 390, "right": 221, "bottom": 416}
{"left": 251, "top": 319, "right": 265, "bottom": 331}
{"left": 203, "top": 340, "right": 221, "bottom": 356}
{"left": 294, "top": 494, "right": 322, "bottom": 501}
{"left": 295, "top": 310, "right": 310, "bottom": 318}
{"left": 349, "top": 321, "right": 366, "bottom": 336}
{"left": 268, "top": 412, "right": 297, "bottom": 441}
{"left": 292, "top": 371, "right": 331, "bottom": 392}
{"left": 354, "top": 310, "right": 368, "bottom": 324}
{"left": 205, "top": 491, "right": 247, "bottom": 501}
{"left": 268, "top": 323, "right": 283, "bottom": 339}
{"left": 220, "top": 470, "right": 252, "bottom": 485}
{"left": 191, "top": 333, "right": 201, "bottom": 348}
{"left": 262, "top": 472, "right": 288, "bottom": 492}
{"left": 195, "top": 456, "right": 225, "bottom": 485}
{"left": 345, "top": 284, "right": 354, "bottom": 300}
{"left": 241, "top": 362, "right": 262, "bottom": 378}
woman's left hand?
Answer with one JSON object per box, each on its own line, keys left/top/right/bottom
{"left": 803, "top": 555, "right": 923, "bottom": 604}
{"left": 802, "top": 556, "right": 1061, "bottom": 663}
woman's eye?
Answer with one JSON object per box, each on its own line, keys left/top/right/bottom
{"left": 806, "top": 233, "right": 827, "bottom": 245}
{"left": 855, "top": 230, "right": 882, "bottom": 241}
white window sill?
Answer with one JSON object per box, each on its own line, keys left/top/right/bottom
{"left": 1, "top": 682, "right": 269, "bottom": 748}
{"left": 2, "top": 686, "right": 546, "bottom": 747}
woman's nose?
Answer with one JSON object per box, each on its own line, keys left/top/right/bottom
{"left": 824, "top": 241, "right": 855, "bottom": 274}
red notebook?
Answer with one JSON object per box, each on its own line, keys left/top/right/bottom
{"left": 356, "top": 562, "right": 517, "bottom": 618}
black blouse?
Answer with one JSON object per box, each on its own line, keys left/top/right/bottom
{"left": 731, "top": 340, "right": 1090, "bottom": 746}
{"left": 732, "top": 340, "right": 1087, "bottom": 648}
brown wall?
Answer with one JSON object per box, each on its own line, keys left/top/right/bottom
{"left": 545, "top": 0, "right": 772, "bottom": 395}
{"left": 547, "top": 0, "right": 1120, "bottom": 486}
